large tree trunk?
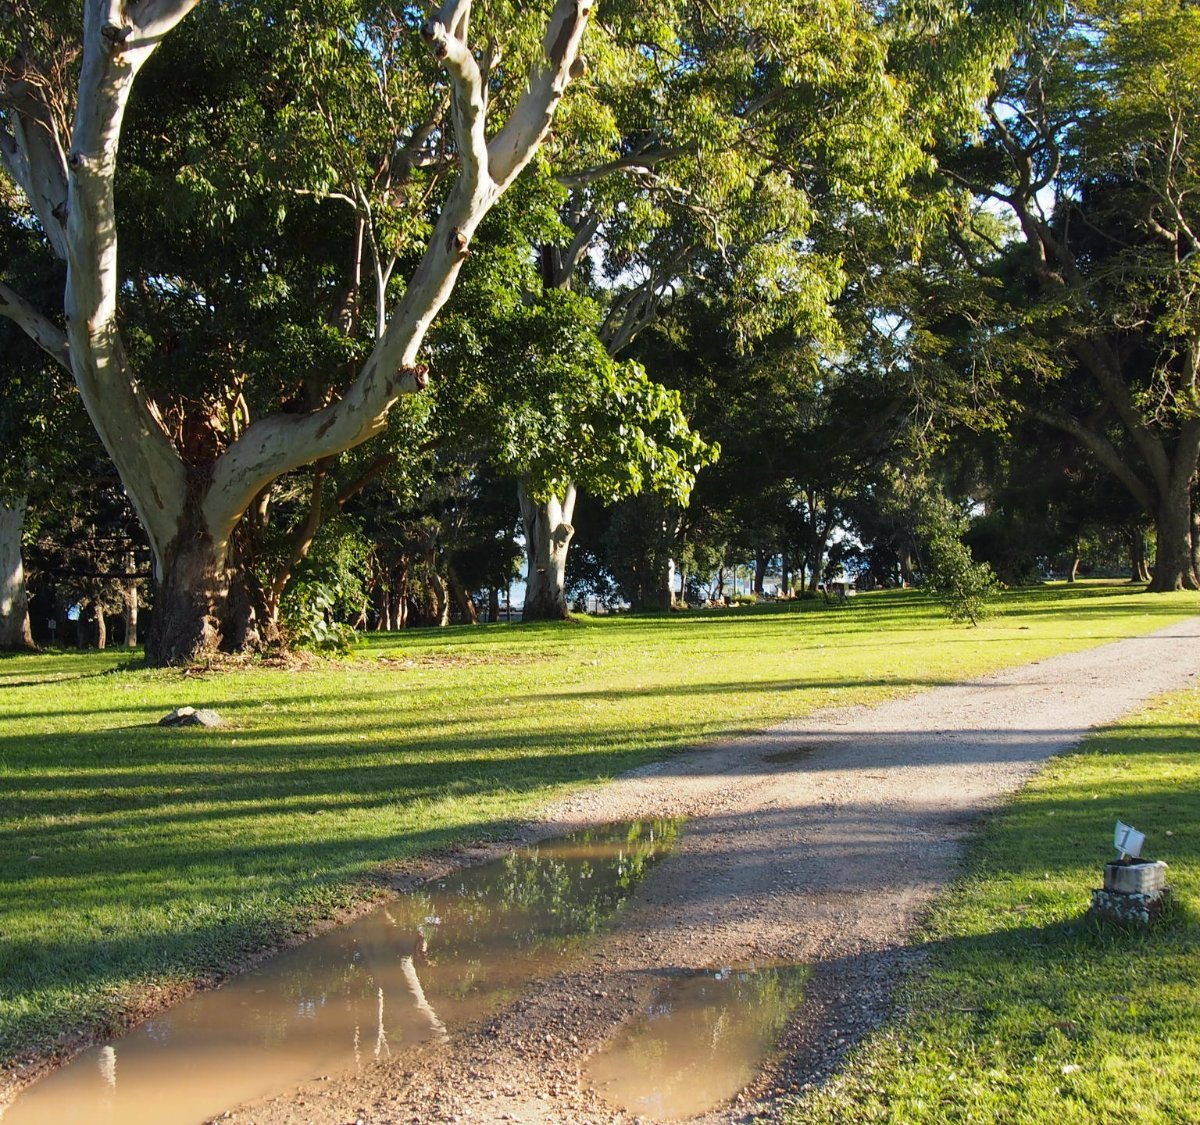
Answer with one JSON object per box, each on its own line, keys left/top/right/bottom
{"left": 1191, "top": 494, "right": 1200, "bottom": 582}
{"left": 519, "top": 481, "right": 576, "bottom": 621}
{"left": 1148, "top": 483, "right": 1200, "bottom": 591}
{"left": 143, "top": 516, "right": 270, "bottom": 664}
{"left": 0, "top": 495, "right": 34, "bottom": 651}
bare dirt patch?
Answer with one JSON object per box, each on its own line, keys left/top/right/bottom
{"left": 225, "top": 617, "right": 1200, "bottom": 1125}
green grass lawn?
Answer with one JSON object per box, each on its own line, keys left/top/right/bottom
{"left": 1, "top": 583, "right": 1196, "bottom": 1067}
{"left": 787, "top": 680, "right": 1200, "bottom": 1125}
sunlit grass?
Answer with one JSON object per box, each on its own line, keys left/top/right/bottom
{"left": 1, "top": 582, "right": 1195, "bottom": 1065}
{"left": 787, "top": 681, "right": 1200, "bottom": 1125}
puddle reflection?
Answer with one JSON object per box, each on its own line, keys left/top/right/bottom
{"left": 4, "top": 820, "right": 681, "bottom": 1125}
{"left": 585, "top": 964, "right": 808, "bottom": 1120}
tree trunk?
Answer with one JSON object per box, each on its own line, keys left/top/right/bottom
{"left": 431, "top": 573, "right": 451, "bottom": 627}
{"left": 1191, "top": 496, "right": 1200, "bottom": 583}
{"left": 1129, "top": 527, "right": 1150, "bottom": 585}
{"left": 448, "top": 568, "right": 479, "bottom": 625}
{"left": 0, "top": 495, "right": 35, "bottom": 650}
{"left": 143, "top": 513, "right": 272, "bottom": 664}
{"left": 487, "top": 587, "right": 500, "bottom": 623}
{"left": 647, "top": 557, "right": 673, "bottom": 612}
{"left": 1068, "top": 553, "right": 1081, "bottom": 583}
{"left": 95, "top": 605, "right": 107, "bottom": 650}
{"left": 519, "top": 481, "right": 576, "bottom": 622}
{"left": 125, "top": 552, "right": 139, "bottom": 647}
{"left": 1148, "top": 484, "right": 1200, "bottom": 591}
{"left": 753, "top": 549, "right": 767, "bottom": 595}
{"left": 781, "top": 551, "right": 790, "bottom": 596}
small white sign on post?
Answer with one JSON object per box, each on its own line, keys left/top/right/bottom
{"left": 1114, "top": 820, "right": 1145, "bottom": 860}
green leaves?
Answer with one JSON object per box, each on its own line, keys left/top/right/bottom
{"left": 435, "top": 284, "right": 715, "bottom": 506}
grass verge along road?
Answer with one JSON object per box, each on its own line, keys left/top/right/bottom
{"left": 788, "top": 680, "right": 1200, "bottom": 1124}
{"left": 2, "top": 583, "right": 1196, "bottom": 1075}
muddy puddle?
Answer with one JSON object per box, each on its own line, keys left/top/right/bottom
{"left": 585, "top": 964, "right": 809, "bottom": 1120}
{"left": 3, "top": 820, "right": 681, "bottom": 1125}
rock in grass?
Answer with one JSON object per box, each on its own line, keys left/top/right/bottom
{"left": 159, "top": 706, "right": 223, "bottom": 728}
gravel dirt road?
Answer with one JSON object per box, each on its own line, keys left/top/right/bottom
{"left": 198, "top": 617, "right": 1200, "bottom": 1124}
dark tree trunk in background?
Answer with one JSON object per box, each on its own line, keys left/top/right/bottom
{"left": 753, "top": 549, "right": 768, "bottom": 595}
{"left": 1148, "top": 484, "right": 1200, "bottom": 591}
{"left": 1129, "top": 527, "right": 1150, "bottom": 584}
{"left": 1191, "top": 497, "right": 1200, "bottom": 584}
{"left": 448, "top": 567, "right": 478, "bottom": 624}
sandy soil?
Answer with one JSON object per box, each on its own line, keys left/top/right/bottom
{"left": 211, "top": 615, "right": 1200, "bottom": 1125}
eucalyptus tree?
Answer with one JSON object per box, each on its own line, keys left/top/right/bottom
{"left": 1, "top": 0, "right": 594, "bottom": 663}
{"left": 942, "top": 0, "right": 1200, "bottom": 589}
{"left": 511, "top": 0, "right": 1051, "bottom": 618}
{"left": 511, "top": 0, "right": 909, "bottom": 618}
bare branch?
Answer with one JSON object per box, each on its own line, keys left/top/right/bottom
{"left": 556, "top": 145, "right": 693, "bottom": 189}
{"left": 1026, "top": 404, "right": 1154, "bottom": 511}
{"left": 0, "top": 281, "right": 70, "bottom": 370}
{"left": 488, "top": 0, "right": 594, "bottom": 190}
{"left": 1, "top": 79, "right": 70, "bottom": 259}
{"left": 421, "top": 0, "right": 491, "bottom": 201}
{"left": 127, "top": 0, "right": 203, "bottom": 43}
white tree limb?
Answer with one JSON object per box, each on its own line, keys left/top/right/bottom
{"left": 203, "top": 0, "right": 595, "bottom": 549}
{"left": 1, "top": 83, "right": 70, "bottom": 260}
{"left": 0, "top": 281, "right": 70, "bottom": 370}
{"left": 62, "top": 0, "right": 198, "bottom": 566}
{"left": 488, "top": 0, "right": 594, "bottom": 190}
{"left": 422, "top": 0, "right": 491, "bottom": 203}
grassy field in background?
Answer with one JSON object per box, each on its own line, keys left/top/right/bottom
{"left": 1, "top": 582, "right": 1196, "bottom": 1065}
{"left": 787, "top": 681, "right": 1200, "bottom": 1125}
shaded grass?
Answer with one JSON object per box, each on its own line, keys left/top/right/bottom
{"left": 787, "top": 681, "right": 1200, "bottom": 1125}
{"left": 1, "top": 582, "right": 1196, "bottom": 1066}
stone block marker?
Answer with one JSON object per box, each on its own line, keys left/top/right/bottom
{"left": 1089, "top": 859, "right": 1171, "bottom": 926}
{"left": 159, "top": 706, "right": 223, "bottom": 728}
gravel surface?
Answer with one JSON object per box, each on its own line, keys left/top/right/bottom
{"left": 168, "top": 618, "right": 1200, "bottom": 1123}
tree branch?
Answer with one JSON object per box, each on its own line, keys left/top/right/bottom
{"left": 0, "top": 281, "right": 71, "bottom": 370}
{"left": 61, "top": 0, "right": 198, "bottom": 568}
{"left": 421, "top": 0, "right": 491, "bottom": 202}
{"left": 203, "top": 0, "right": 594, "bottom": 549}
{"left": 487, "top": 0, "right": 594, "bottom": 190}
{"left": 1026, "top": 403, "right": 1155, "bottom": 511}
{"left": 556, "top": 145, "right": 693, "bottom": 189}
{"left": 1, "top": 79, "right": 70, "bottom": 260}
